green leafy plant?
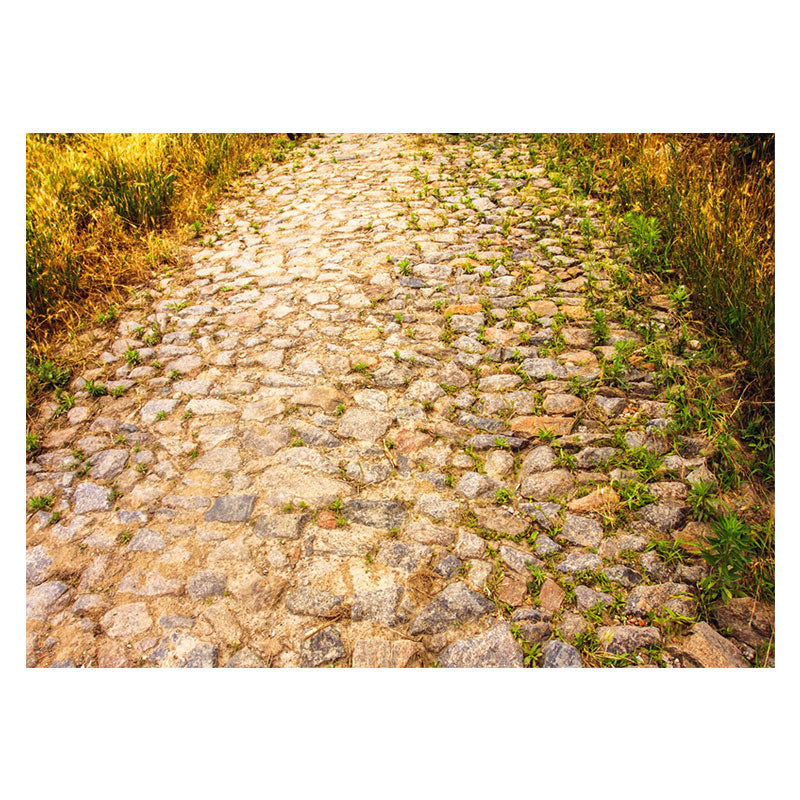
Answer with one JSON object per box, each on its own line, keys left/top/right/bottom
{"left": 28, "top": 495, "right": 54, "bottom": 511}
{"left": 591, "top": 309, "right": 609, "bottom": 345}
{"left": 624, "top": 211, "right": 662, "bottom": 270}
{"left": 688, "top": 479, "right": 717, "bottom": 522}
{"left": 83, "top": 379, "right": 107, "bottom": 397}
{"left": 26, "top": 431, "right": 41, "bottom": 453}
{"left": 699, "top": 512, "right": 772, "bottom": 603}
{"left": 124, "top": 348, "right": 141, "bottom": 366}
{"left": 494, "top": 488, "right": 513, "bottom": 505}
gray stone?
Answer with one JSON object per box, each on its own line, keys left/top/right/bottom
{"left": 352, "top": 586, "right": 403, "bottom": 625}
{"left": 404, "top": 521, "right": 456, "bottom": 547}
{"left": 574, "top": 446, "right": 616, "bottom": 469}
{"left": 478, "top": 374, "right": 523, "bottom": 392}
{"left": 532, "top": 533, "right": 561, "bottom": 556}
{"left": 543, "top": 393, "right": 584, "bottom": 415}
{"left": 26, "top": 545, "right": 53, "bottom": 585}
{"left": 158, "top": 615, "right": 196, "bottom": 629}
{"left": 100, "top": 602, "right": 152, "bottom": 638}
{"left": 343, "top": 498, "right": 408, "bottom": 529}
{"left": 376, "top": 541, "right": 433, "bottom": 573}
{"left": 186, "top": 571, "right": 226, "bottom": 600}
{"left": 519, "top": 469, "right": 574, "bottom": 501}
{"left": 458, "top": 411, "right": 504, "bottom": 433}
{"left": 291, "top": 420, "right": 341, "bottom": 448}
{"left": 173, "top": 379, "right": 213, "bottom": 395}
{"left": 89, "top": 449, "right": 129, "bottom": 480}
{"left": 345, "top": 460, "right": 391, "bottom": 485}
{"left": 225, "top": 647, "right": 266, "bottom": 668}
{"left": 519, "top": 357, "right": 567, "bottom": 379}
{"left": 254, "top": 513, "right": 307, "bottom": 539}
{"left": 408, "top": 582, "right": 493, "bottom": 635}
{"left": 597, "top": 625, "right": 661, "bottom": 654}
{"left": 191, "top": 447, "right": 241, "bottom": 473}
{"left": 440, "top": 623, "right": 524, "bottom": 668}
{"left": 624, "top": 583, "right": 695, "bottom": 618}
{"left": 433, "top": 554, "right": 462, "bottom": 579}
{"left": 240, "top": 425, "right": 290, "bottom": 456}
{"left": 541, "top": 639, "right": 583, "bottom": 668}
{"left": 286, "top": 587, "right": 345, "bottom": 617}
{"left": 118, "top": 510, "right": 148, "bottom": 524}
{"left": 454, "top": 531, "right": 485, "bottom": 559}
{"left": 674, "top": 621, "right": 750, "bottom": 668}
{"left": 595, "top": 395, "right": 627, "bottom": 416}
{"left": 638, "top": 502, "right": 690, "bottom": 533}
{"left": 73, "top": 482, "right": 112, "bottom": 513}
{"left": 186, "top": 398, "right": 238, "bottom": 415}
{"left": 712, "top": 597, "right": 773, "bottom": 648}
{"left": 204, "top": 495, "right": 256, "bottom": 522}
{"left": 499, "top": 545, "right": 543, "bottom": 576}
{"left": 71, "top": 594, "right": 110, "bottom": 615}
{"left": 675, "top": 563, "right": 708, "bottom": 585}
{"left": 140, "top": 399, "right": 179, "bottom": 424}
{"left": 336, "top": 408, "right": 391, "bottom": 443}
{"left": 639, "top": 550, "right": 671, "bottom": 582}
{"left": 353, "top": 389, "right": 389, "bottom": 412}
{"left": 521, "top": 501, "right": 562, "bottom": 530}
{"left": 372, "top": 363, "right": 413, "bottom": 387}
{"left": 449, "top": 313, "right": 485, "bottom": 334}
{"left": 301, "top": 626, "right": 346, "bottom": 667}
{"left": 26, "top": 581, "right": 69, "bottom": 619}
{"left": 603, "top": 565, "right": 643, "bottom": 588}
{"left": 465, "top": 434, "right": 525, "bottom": 451}
{"left": 126, "top": 528, "right": 167, "bottom": 552}
{"left": 417, "top": 493, "right": 460, "bottom": 519}
{"left": 519, "top": 446, "right": 556, "bottom": 475}
{"left": 455, "top": 471, "right": 497, "bottom": 499}
{"left": 405, "top": 379, "right": 446, "bottom": 403}
{"left": 278, "top": 447, "right": 339, "bottom": 475}
{"left": 558, "top": 612, "right": 592, "bottom": 643}
{"left": 557, "top": 552, "right": 602, "bottom": 574}
{"left": 560, "top": 514, "right": 604, "bottom": 548}
{"left": 150, "top": 632, "right": 218, "bottom": 667}
{"left": 452, "top": 335, "right": 485, "bottom": 354}
{"left": 574, "top": 585, "right": 614, "bottom": 611}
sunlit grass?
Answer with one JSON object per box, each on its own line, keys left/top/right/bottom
{"left": 26, "top": 132, "right": 293, "bottom": 351}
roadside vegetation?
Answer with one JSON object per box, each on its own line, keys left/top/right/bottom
{"left": 541, "top": 133, "right": 774, "bottom": 453}
{"left": 534, "top": 133, "right": 775, "bottom": 612}
{"left": 26, "top": 132, "right": 297, "bottom": 410}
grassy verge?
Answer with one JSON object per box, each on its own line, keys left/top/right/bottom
{"left": 526, "top": 133, "right": 775, "bottom": 611}
{"left": 26, "top": 132, "right": 298, "bottom": 410}
{"left": 540, "top": 133, "right": 774, "bottom": 479}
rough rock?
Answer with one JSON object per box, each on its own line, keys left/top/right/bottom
{"left": 440, "top": 624, "right": 524, "bottom": 668}
{"left": 409, "top": 582, "right": 493, "bottom": 635}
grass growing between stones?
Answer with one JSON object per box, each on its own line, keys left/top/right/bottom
{"left": 526, "top": 133, "right": 775, "bottom": 621}
{"left": 542, "top": 133, "right": 774, "bottom": 476}
{"left": 26, "top": 132, "right": 298, "bottom": 409}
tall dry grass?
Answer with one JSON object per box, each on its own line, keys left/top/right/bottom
{"left": 26, "top": 133, "right": 293, "bottom": 354}
{"left": 546, "top": 134, "right": 775, "bottom": 403}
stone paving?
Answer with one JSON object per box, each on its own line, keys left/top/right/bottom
{"left": 25, "top": 133, "right": 773, "bottom": 667}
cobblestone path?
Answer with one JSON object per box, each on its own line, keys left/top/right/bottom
{"left": 26, "top": 133, "right": 770, "bottom": 667}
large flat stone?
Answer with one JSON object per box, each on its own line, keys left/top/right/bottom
{"left": 204, "top": 495, "right": 256, "bottom": 522}
{"left": 336, "top": 408, "right": 391, "bottom": 443}
{"left": 440, "top": 624, "right": 524, "bottom": 668}
{"left": 408, "top": 582, "right": 493, "bottom": 635}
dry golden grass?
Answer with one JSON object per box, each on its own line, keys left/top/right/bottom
{"left": 26, "top": 133, "right": 293, "bottom": 355}
{"left": 548, "top": 133, "right": 774, "bottom": 399}
{"left": 25, "top": 133, "right": 296, "bottom": 411}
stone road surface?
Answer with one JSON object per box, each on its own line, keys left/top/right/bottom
{"left": 25, "top": 133, "right": 772, "bottom": 667}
